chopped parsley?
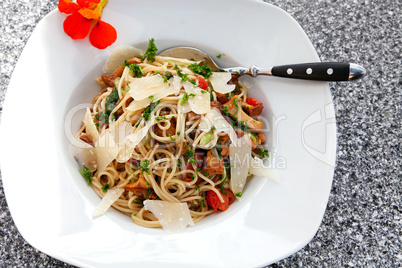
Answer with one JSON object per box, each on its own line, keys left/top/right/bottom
{"left": 97, "top": 87, "right": 120, "bottom": 126}
{"left": 139, "top": 159, "right": 151, "bottom": 174}
{"left": 177, "top": 131, "right": 181, "bottom": 135}
{"left": 182, "top": 142, "right": 196, "bottom": 164}
{"left": 234, "top": 192, "right": 243, "bottom": 198}
{"left": 124, "top": 61, "right": 143, "bottom": 78}
{"left": 79, "top": 165, "right": 93, "bottom": 185}
{"left": 106, "top": 87, "right": 119, "bottom": 113}
{"left": 161, "top": 71, "right": 173, "bottom": 83}
{"left": 216, "top": 53, "right": 225, "bottom": 59}
{"left": 190, "top": 174, "right": 196, "bottom": 180}
{"left": 220, "top": 106, "right": 230, "bottom": 117}
{"left": 142, "top": 38, "right": 158, "bottom": 62}
{"left": 180, "top": 93, "right": 196, "bottom": 105}
{"left": 188, "top": 157, "right": 196, "bottom": 165}
{"left": 143, "top": 100, "right": 160, "bottom": 121}
{"left": 101, "top": 184, "right": 110, "bottom": 192}
{"left": 177, "top": 69, "right": 189, "bottom": 82}
{"left": 188, "top": 62, "right": 212, "bottom": 79}
{"left": 169, "top": 135, "right": 176, "bottom": 142}
{"left": 258, "top": 149, "right": 270, "bottom": 158}
{"left": 194, "top": 186, "right": 199, "bottom": 191}
{"left": 240, "top": 121, "right": 250, "bottom": 132}
{"left": 155, "top": 115, "right": 167, "bottom": 122}
{"left": 200, "top": 197, "right": 206, "bottom": 207}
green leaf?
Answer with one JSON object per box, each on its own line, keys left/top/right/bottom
{"left": 79, "top": 165, "right": 93, "bottom": 185}
{"left": 142, "top": 38, "right": 158, "bottom": 62}
{"left": 101, "top": 184, "right": 110, "bottom": 192}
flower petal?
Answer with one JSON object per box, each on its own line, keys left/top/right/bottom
{"left": 77, "top": 0, "right": 101, "bottom": 8}
{"left": 89, "top": 20, "right": 117, "bottom": 49}
{"left": 63, "top": 12, "right": 92, "bottom": 40}
{"left": 58, "top": 0, "right": 80, "bottom": 14}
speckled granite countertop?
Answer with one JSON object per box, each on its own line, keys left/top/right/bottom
{"left": 0, "top": 0, "right": 400, "bottom": 267}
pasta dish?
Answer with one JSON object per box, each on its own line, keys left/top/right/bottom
{"left": 74, "top": 39, "right": 277, "bottom": 232}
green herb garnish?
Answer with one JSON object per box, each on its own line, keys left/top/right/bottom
{"left": 188, "top": 62, "right": 213, "bottom": 79}
{"left": 180, "top": 93, "right": 196, "bottom": 105}
{"left": 79, "top": 165, "right": 93, "bottom": 185}
{"left": 200, "top": 197, "right": 206, "bottom": 207}
{"left": 101, "top": 184, "right": 110, "bottom": 192}
{"left": 155, "top": 115, "right": 167, "bottom": 122}
{"left": 161, "top": 71, "right": 173, "bottom": 83}
{"left": 142, "top": 38, "right": 158, "bottom": 62}
{"left": 234, "top": 192, "right": 243, "bottom": 197}
{"left": 220, "top": 106, "right": 230, "bottom": 117}
{"left": 177, "top": 69, "right": 189, "bottom": 82}
{"left": 143, "top": 100, "right": 160, "bottom": 121}
{"left": 124, "top": 61, "right": 143, "bottom": 78}
{"left": 140, "top": 159, "right": 151, "bottom": 174}
{"left": 258, "top": 149, "right": 270, "bottom": 158}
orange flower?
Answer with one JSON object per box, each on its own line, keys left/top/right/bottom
{"left": 58, "top": 0, "right": 117, "bottom": 49}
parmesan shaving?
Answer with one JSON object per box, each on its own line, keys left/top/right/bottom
{"left": 108, "top": 121, "right": 135, "bottom": 163}
{"left": 143, "top": 200, "right": 195, "bottom": 233}
{"left": 209, "top": 72, "right": 236, "bottom": 94}
{"left": 182, "top": 81, "right": 210, "bottom": 114}
{"left": 198, "top": 109, "right": 238, "bottom": 144}
{"left": 83, "top": 108, "right": 99, "bottom": 142}
{"left": 128, "top": 75, "right": 180, "bottom": 101}
{"left": 229, "top": 135, "right": 252, "bottom": 196}
{"left": 126, "top": 115, "right": 155, "bottom": 149}
{"left": 92, "top": 188, "right": 125, "bottom": 218}
{"left": 103, "top": 45, "right": 144, "bottom": 74}
{"left": 72, "top": 140, "right": 97, "bottom": 172}
{"left": 94, "top": 131, "right": 119, "bottom": 173}
{"left": 249, "top": 157, "right": 280, "bottom": 182}
{"left": 127, "top": 76, "right": 181, "bottom": 112}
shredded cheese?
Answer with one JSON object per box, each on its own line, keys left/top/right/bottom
{"left": 229, "top": 135, "right": 252, "bottom": 196}
{"left": 143, "top": 200, "right": 195, "bottom": 233}
{"left": 92, "top": 188, "right": 125, "bottom": 218}
{"left": 209, "top": 72, "right": 236, "bottom": 94}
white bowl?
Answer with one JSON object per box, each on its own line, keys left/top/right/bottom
{"left": 0, "top": 0, "right": 336, "bottom": 267}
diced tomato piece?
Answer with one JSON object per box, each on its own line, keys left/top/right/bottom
{"left": 246, "top": 97, "right": 262, "bottom": 106}
{"left": 206, "top": 187, "right": 235, "bottom": 212}
{"left": 197, "top": 76, "right": 208, "bottom": 90}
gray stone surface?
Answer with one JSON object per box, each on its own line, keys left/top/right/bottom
{"left": 0, "top": 0, "right": 400, "bottom": 267}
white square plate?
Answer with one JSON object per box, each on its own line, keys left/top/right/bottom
{"left": 0, "top": 0, "right": 336, "bottom": 267}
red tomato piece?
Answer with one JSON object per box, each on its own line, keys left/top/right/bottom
{"left": 206, "top": 188, "right": 235, "bottom": 212}
{"left": 197, "top": 76, "right": 208, "bottom": 90}
{"left": 246, "top": 97, "right": 262, "bottom": 106}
